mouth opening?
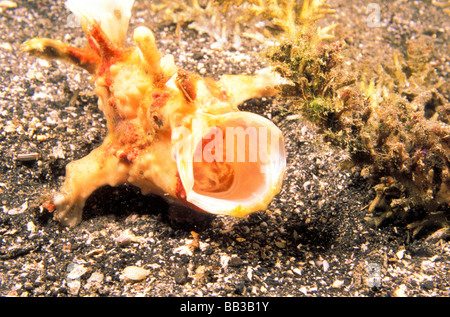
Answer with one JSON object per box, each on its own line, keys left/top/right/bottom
{"left": 192, "top": 144, "right": 267, "bottom": 201}
{"left": 175, "top": 112, "right": 286, "bottom": 216}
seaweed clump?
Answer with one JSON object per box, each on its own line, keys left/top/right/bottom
{"left": 266, "top": 15, "right": 450, "bottom": 239}
{"left": 149, "top": 0, "right": 336, "bottom": 47}
{"left": 150, "top": 0, "right": 450, "bottom": 239}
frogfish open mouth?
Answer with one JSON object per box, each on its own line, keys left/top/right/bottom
{"left": 22, "top": 0, "right": 286, "bottom": 227}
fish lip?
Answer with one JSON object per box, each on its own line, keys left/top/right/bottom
{"left": 174, "top": 111, "right": 286, "bottom": 216}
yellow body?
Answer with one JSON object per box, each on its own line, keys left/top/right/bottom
{"left": 22, "top": 0, "right": 286, "bottom": 227}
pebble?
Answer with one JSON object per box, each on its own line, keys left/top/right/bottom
{"left": 84, "top": 272, "right": 104, "bottom": 291}
{"left": 192, "top": 52, "right": 204, "bottom": 60}
{"left": 0, "top": 1, "right": 17, "bottom": 9}
{"left": 115, "top": 229, "right": 134, "bottom": 246}
{"left": 87, "top": 272, "right": 104, "bottom": 284}
{"left": 23, "top": 282, "right": 33, "bottom": 291}
{"left": 396, "top": 249, "right": 405, "bottom": 260}
{"left": 65, "top": 263, "right": 88, "bottom": 295}
{"left": 421, "top": 259, "right": 436, "bottom": 274}
{"left": 393, "top": 284, "right": 408, "bottom": 297}
{"left": 322, "top": 260, "right": 330, "bottom": 272}
{"left": 331, "top": 279, "right": 345, "bottom": 288}
{"left": 121, "top": 266, "right": 149, "bottom": 282}
{"left": 7, "top": 202, "right": 28, "bottom": 215}
{"left": 26, "top": 221, "right": 36, "bottom": 233}
{"left": 0, "top": 42, "right": 12, "bottom": 51}
{"left": 229, "top": 256, "right": 244, "bottom": 267}
{"left": 220, "top": 254, "right": 231, "bottom": 268}
{"left": 274, "top": 240, "right": 286, "bottom": 249}
{"left": 67, "top": 264, "right": 88, "bottom": 279}
{"left": 292, "top": 268, "right": 302, "bottom": 276}
{"left": 421, "top": 280, "right": 434, "bottom": 291}
{"left": 174, "top": 267, "right": 189, "bottom": 285}
{"left": 197, "top": 62, "right": 207, "bottom": 74}
{"left": 67, "top": 279, "right": 81, "bottom": 296}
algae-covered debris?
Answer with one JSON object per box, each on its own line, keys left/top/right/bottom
{"left": 264, "top": 6, "right": 450, "bottom": 238}
{"left": 151, "top": 0, "right": 450, "bottom": 238}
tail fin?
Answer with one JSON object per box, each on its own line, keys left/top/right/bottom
{"left": 66, "top": 0, "right": 135, "bottom": 44}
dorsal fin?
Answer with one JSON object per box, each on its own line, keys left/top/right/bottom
{"left": 66, "top": 0, "right": 135, "bottom": 45}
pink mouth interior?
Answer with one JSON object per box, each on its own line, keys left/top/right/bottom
{"left": 192, "top": 125, "right": 267, "bottom": 200}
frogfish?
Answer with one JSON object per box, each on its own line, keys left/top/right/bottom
{"left": 22, "top": 0, "right": 286, "bottom": 227}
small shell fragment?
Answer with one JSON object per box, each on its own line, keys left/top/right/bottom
{"left": 331, "top": 279, "right": 345, "bottom": 288}
{"left": 396, "top": 249, "right": 405, "bottom": 260}
{"left": 0, "top": 1, "right": 17, "bottom": 9}
{"left": 15, "top": 152, "right": 39, "bottom": 161}
{"left": 87, "top": 272, "right": 104, "bottom": 284}
{"left": 67, "top": 263, "right": 88, "bottom": 280}
{"left": 7, "top": 201, "right": 28, "bottom": 215}
{"left": 393, "top": 284, "right": 408, "bottom": 297}
{"left": 26, "top": 221, "right": 36, "bottom": 233}
{"left": 121, "top": 266, "right": 149, "bottom": 281}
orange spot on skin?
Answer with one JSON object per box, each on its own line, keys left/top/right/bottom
{"left": 111, "top": 121, "right": 150, "bottom": 164}
{"left": 150, "top": 92, "right": 170, "bottom": 109}
{"left": 117, "top": 123, "right": 140, "bottom": 145}
{"left": 219, "top": 89, "right": 228, "bottom": 102}
{"left": 117, "top": 148, "right": 139, "bottom": 163}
